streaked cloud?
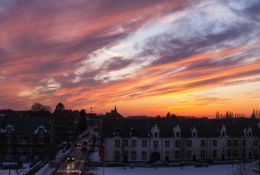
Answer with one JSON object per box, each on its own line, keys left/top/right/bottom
{"left": 0, "top": 0, "right": 259, "bottom": 116}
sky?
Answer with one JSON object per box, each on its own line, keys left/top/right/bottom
{"left": 0, "top": 0, "right": 260, "bottom": 117}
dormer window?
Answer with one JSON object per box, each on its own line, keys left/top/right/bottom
{"left": 151, "top": 124, "right": 160, "bottom": 138}
{"left": 130, "top": 128, "right": 138, "bottom": 137}
{"left": 220, "top": 125, "right": 227, "bottom": 137}
{"left": 113, "top": 127, "right": 121, "bottom": 136}
{"left": 35, "top": 126, "right": 47, "bottom": 134}
{"left": 246, "top": 127, "right": 252, "bottom": 137}
{"left": 192, "top": 131, "right": 196, "bottom": 137}
{"left": 221, "top": 131, "right": 226, "bottom": 137}
{"left": 38, "top": 128, "right": 44, "bottom": 134}
{"left": 173, "top": 125, "right": 181, "bottom": 138}
{"left": 191, "top": 127, "right": 197, "bottom": 137}
{"left": 248, "top": 130, "right": 252, "bottom": 137}
{"left": 6, "top": 125, "right": 14, "bottom": 133}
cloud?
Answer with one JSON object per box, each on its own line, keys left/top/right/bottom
{"left": 36, "top": 78, "right": 61, "bottom": 92}
{"left": 0, "top": 0, "right": 260, "bottom": 116}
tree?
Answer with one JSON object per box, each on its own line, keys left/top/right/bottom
{"left": 251, "top": 109, "right": 256, "bottom": 119}
{"left": 31, "top": 103, "right": 51, "bottom": 112}
{"left": 166, "top": 112, "right": 176, "bottom": 118}
{"left": 216, "top": 111, "right": 220, "bottom": 119}
{"left": 55, "top": 102, "right": 65, "bottom": 111}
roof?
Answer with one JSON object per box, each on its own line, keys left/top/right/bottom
{"left": 0, "top": 110, "right": 52, "bottom": 134}
{"left": 102, "top": 117, "right": 260, "bottom": 138}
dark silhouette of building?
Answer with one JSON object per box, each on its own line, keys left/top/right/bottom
{"left": 0, "top": 110, "right": 54, "bottom": 162}
{"left": 104, "top": 106, "right": 124, "bottom": 119}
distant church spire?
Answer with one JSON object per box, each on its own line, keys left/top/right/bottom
{"left": 114, "top": 105, "right": 117, "bottom": 113}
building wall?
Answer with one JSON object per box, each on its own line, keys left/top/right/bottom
{"left": 104, "top": 136, "right": 260, "bottom": 163}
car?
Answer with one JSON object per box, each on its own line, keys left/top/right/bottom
{"left": 67, "top": 155, "right": 75, "bottom": 161}
{"left": 75, "top": 143, "right": 82, "bottom": 147}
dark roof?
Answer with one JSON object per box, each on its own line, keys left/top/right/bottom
{"left": 0, "top": 110, "right": 52, "bottom": 134}
{"left": 102, "top": 117, "right": 260, "bottom": 138}
{"left": 53, "top": 110, "right": 78, "bottom": 124}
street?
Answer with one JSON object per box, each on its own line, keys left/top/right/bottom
{"left": 54, "top": 128, "right": 100, "bottom": 175}
{"left": 55, "top": 144, "right": 89, "bottom": 175}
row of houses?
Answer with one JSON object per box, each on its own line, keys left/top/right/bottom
{"left": 0, "top": 103, "right": 88, "bottom": 162}
{"left": 102, "top": 117, "right": 260, "bottom": 163}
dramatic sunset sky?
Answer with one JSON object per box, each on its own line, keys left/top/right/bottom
{"left": 0, "top": 0, "right": 260, "bottom": 117}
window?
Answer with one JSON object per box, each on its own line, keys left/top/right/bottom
{"left": 142, "top": 151, "right": 147, "bottom": 161}
{"left": 213, "top": 140, "right": 218, "bottom": 147}
{"left": 227, "top": 140, "right": 232, "bottom": 147}
{"left": 176, "top": 132, "right": 180, "bottom": 138}
{"left": 38, "top": 136, "right": 45, "bottom": 145}
{"left": 242, "top": 140, "right": 246, "bottom": 147}
{"left": 124, "top": 151, "right": 128, "bottom": 157}
{"left": 253, "top": 149, "right": 258, "bottom": 158}
{"left": 187, "top": 140, "right": 192, "bottom": 147}
{"left": 175, "top": 140, "right": 180, "bottom": 148}
{"left": 131, "top": 151, "right": 136, "bottom": 160}
{"left": 221, "top": 131, "right": 226, "bottom": 137}
{"left": 131, "top": 140, "right": 137, "bottom": 147}
{"left": 192, "top": 131, "right": 197, "bottom": 137}
{"left": 175, "top": 151, "right": 180, "bottom": 159}
{"left": 233, "top": 149, "right": 238, "bottom": 159}
{"left": 212, "top": 150, "right": 217, "bottom": 158}
{"left": 234, "top": 140, "right": 238, "bottom": 146}
{"left": 201, "top": 140, "right": 205, "bottom": 147}
{"left": 115, "top": 151, "right": 120, "bottom": 161}
{"left": 124, "top": 139, "right": 128, "bottom": 147}
{"left": 38, "top": 127, "right": 45, "bottom": 134}
{"left": 242, "top": 149, "right": 246, "bottom": 158}
{"left": 153, "top": 141, "right": 158, "bottom": 149}
{"left": 115, "top": 139, "right": 121, "bottom": 148}
{"left": 187, "top": 150, "right": 192, "bottom": 159}
{"left": 142, "top": 140, "right": 147, "bottom": 147}
{"left": 201, "top": 150, "right": 205, "bottom": 159}
{"left": 248, "top": 131, "right": 252, "bottom": 137}
{"left": 165, "top": 140, "right": 170, "bottom": 148}
{"left": 226, "top": 150, "right": 230, "bottom": 158}
{"left": 154, "top": 132, "right": 158, "bottom": 137}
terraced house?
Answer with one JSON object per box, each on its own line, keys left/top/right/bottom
{"left": 102, "top": 117, "right": 260, "bottom": 163}
{"left": 0, "top": 110, "right": 54, "bottom": 162}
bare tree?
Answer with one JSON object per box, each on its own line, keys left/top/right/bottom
{"left": 31, "top": 103, "right": 52, "bottom": 112}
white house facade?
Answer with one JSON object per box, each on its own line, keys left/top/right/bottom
{"left": 102, "top": 118, "right": 260, "bottom": 163}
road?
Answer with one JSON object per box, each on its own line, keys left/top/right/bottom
{"left": 54, "top": 129, "right": 101, "bottom": 175}
{"left": 55, "top": 144, "right": 89, "bottom": 175}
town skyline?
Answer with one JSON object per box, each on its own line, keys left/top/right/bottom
{"left": 0, "top": 0, "right": 260, "bottom": 117}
